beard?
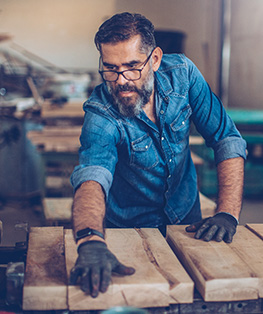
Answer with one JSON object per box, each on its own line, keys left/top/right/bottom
{"left": 106, "top": 68, "right": 154, "bottom": 118}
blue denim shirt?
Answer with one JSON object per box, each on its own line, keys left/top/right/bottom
{"left": 71, "top": 54, "right": 247, "bottom": 228}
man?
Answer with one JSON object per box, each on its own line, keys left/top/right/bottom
{"left": 70, "top": 12, "right": 246, "bottom": 297}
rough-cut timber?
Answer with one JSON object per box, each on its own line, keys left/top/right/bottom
{"left": 23, "top": 227, "right": 67, "bottom": 310}
{"left": 167, "top": 225, "right": 259, "bottom": 302}
{"left": 65, "top": 228, "right": 193, "bottom": 310}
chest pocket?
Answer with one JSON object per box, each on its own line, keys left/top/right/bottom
{"left": 170, "top": 105, "right": 192, "bottom": 143}
{"left": 130, "top": 134, "right": 158, "bottom": 170}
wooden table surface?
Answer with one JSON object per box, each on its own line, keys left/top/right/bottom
{"left": 23, "top": 227, "right": 193, "bottom": 311}
{"left": 23, "top": 224, "right": 263, "bottom": 311}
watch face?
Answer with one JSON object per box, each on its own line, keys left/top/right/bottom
{"left": 77, "top": 228, "right": 92, "bottom": 238}
{"left": 76, "top": 228, "right": 104, "bottom": 241}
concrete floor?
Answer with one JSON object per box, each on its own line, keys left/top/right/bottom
{"left": 0, "top": 197, "right": 263, "bottom": 247}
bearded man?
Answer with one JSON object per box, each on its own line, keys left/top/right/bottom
{"left": 70, "top": 12, "right": 246, "bottom": 298}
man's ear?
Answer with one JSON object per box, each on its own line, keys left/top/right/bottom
{"left": 152, "top": 47, "right": 163, "bottom": 72}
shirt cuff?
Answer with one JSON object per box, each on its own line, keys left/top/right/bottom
{"left": 70, "top": 165, "right": 113, "bottom": 199}
{"left": 213, "top": 137, "right": 247, "bottom": 165}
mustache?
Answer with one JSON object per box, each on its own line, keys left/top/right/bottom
{"left": 115, "top": 83, "right": 138, "bottom": 94}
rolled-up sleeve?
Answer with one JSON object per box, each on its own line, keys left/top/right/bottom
{"left": 212, "top": 136, "right": 247, "bottom": 165}
{"left": 186, "top": 56, "right": 247, "bottom": 165}
{"left": 70, "top": 106, "right": 120, "bottom": 197}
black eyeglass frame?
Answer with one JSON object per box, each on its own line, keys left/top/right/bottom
{"left": 99, "top": 48, "right": 155, "bottom": 82}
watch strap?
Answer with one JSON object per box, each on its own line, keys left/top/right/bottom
{"left": 75, "top": 227, "right": 104, "bottom": 242}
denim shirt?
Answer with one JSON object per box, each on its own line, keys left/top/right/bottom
{"left": 71, "top": 54, "right": 247, "bottom": 228}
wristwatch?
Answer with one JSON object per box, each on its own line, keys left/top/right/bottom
{"left": 75, "top": 227, "right": 105, "bottom": 242}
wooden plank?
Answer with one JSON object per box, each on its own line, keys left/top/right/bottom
{"left": 23, "top": 227, "right": 67, "bottom": 311}
{"left": 246, "top": 224, "right": 263, "bottom": 240}
{"left": 136, "top": 228, "right": 194, "bottom": 304}
{"left": 199, "top": 192, "right": 216, "bottom": 218}
{"left": 167, "top": 225, "right": 258, "bottom": 302}
{"left": 230, "top": 226, "right": 263, "bottom": 297}
{"left": 41, "top": 100, "right": 84, "bottom": 118}
{"left": 43, "top": 198, "right": 72, "bottom": 225}
{"left": 65, "top": 228, "right": 193, "bottom": 310}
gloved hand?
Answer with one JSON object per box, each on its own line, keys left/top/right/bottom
{"left": 185, "top": 212, "right": 238, "bottom": 243}
{"left": 70, "top": 241, "right": 135, "bottom": 297}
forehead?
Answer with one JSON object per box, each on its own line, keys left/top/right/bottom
{"left": 100, "top": 35, "right": 146, "bottom": 65}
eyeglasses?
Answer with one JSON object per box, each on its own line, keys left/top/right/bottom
{"left": 99, "top": 49, "right": 154, "bottom": 82}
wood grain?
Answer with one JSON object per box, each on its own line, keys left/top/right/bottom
{"left": 136, "top": 228, "right": 194, "bottom": 304}
{"left": 23, "top": 227, "right": 67, "bottom": 310}
{"left": 230, "top": 226, "right": 263, "bottom": 297}
{"left": 65, "top": 228, "right": 193, "bottom": 310}
{"left": 167, "top": 225, "right": 259, "bottom": 302}
{"left": 246, "top": 224, "right": 263, "bottom": 240}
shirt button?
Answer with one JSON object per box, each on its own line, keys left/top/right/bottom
{"left": 145, "top": 145, "right": 148, "bottom": 149}
{"left": 161, "top": 136, "right": 164, "bottom": 141}
{"left": 182, "top": 121, "right": 185, "bottom": 125}
{"left": 168, "top": 175, "right": 171, "bottom": 179}
{"left": 160, "top": 110, "right": 164, "bottom": 114}
{"left": 169, "top": 159, "right": 172, "bottom": 162}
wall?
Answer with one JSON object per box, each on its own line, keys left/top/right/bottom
{"left": 0, "top": 0, "right": 222, "bottom": 94}
{"left": 115, "top": 0, "right": 222, "bottom": 94}
{"left": 0, "top": 0, "right": 116, "bottom": 70}
{"left": 229, "top": 0, "right": 263, "bottom": 109}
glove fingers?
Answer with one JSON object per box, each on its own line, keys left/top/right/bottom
{"left": 185, "top": 218, "right": 208, "bottom": 232}
{"left": 194, "top": 222, "right": 211, "bottom": 239}
{"left": 215, "top": 227, "right": 226, "bottom": 242}
{"left": 224, "top": 231, "right": 234, "bottom": 243}
{"left": 113, "top": 262, "right": 136, "bottom": 276}
{"left": 203, "top": 225, "right": 219, "bottom": 241}
{"left": 100, "top": 264, "right": 112, "bottom": 293}
{"left": 90, "top": 267, "right": 100, "bottom": 298}
{"left": 80, "top": 270, "right": 91, "bottom": 294}
{"left": 69, "top": 266, "right": 82, "bottom": 285}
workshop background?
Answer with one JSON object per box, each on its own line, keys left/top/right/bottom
{"left": 0, "top": 0, "right": 263, "bottom": 244}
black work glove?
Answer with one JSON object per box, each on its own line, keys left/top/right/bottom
{"left": 185, "top": 212, "right": 238, "bottom": 243}
{"left": 70, "top": 241, "right": 135, "bottom": 297}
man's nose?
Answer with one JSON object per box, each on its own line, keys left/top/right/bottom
{"left": 116, "top": 72, "right": 128, "bottom": 85}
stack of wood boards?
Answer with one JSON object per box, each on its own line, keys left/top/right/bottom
{"left": 27, "top": 126, "right": 81, "bottom": 152}
{"left": 23, "top": 227, "right": 193, "bottom": 311}
{"left": 41, "top": 100, "right": 84, "bottom": 126}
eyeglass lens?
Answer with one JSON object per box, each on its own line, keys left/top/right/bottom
{"left": 102, "top": 70, "right": 141, "bottom": 82}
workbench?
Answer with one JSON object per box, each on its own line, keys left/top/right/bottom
{"left": 41, "top": 99, "right": 84, "bottom": 126}
{"left": 4, "top": 225, "right": 258, "bottom": 313}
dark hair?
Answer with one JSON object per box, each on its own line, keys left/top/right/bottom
{"left": 94, "top": 12, "right": 156, "bottom": 54}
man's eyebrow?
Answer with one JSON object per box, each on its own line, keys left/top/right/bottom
{"left": 103, "top": 59, "right": 142, "bottom": 68}
{"left": 103, "top": 61, "right": 116, "bottom": 68}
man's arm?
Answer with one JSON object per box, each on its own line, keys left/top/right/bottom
{"left": 72, "top": 180, "right": 106, "bottom": 244}
{"left": 186, "top": 157, "right": 244, "bottom": 242}
{"left": 70, "top": 180, "right": 135, "bottom": 297}
{"left": 216, "top": 157, "right": 244, "bottom": 219}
